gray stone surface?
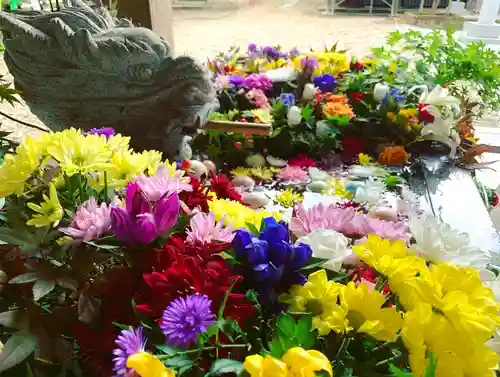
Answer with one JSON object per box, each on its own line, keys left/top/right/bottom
{"left": 0, "top": 0, "right": 216, "bottom": 158}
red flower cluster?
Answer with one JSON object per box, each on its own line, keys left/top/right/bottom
{"left": 288, "top": 153, "right": 317, "bottom": 168}
{"left": 350, "top": 61, "right": 365, "bottom": 72}
{"left": 417, "top": 104, "right": 435, "bottom": 123}
{"left": 179, "top": 175, "right": 211, "bottom": 212}
{"left": 210, "top": 172, "right": 243, "bottom": 202}
{"left": 135, "top": 236, "right": 255, "bottom": 325}
{"left": 341, "top": 137, "right": 364, "bottom": 159}
{"left": 348, "top": 91, "right": 365, "bottom": 104}
{"left": 349, "top": 262, "right": 391, "bottom": 295}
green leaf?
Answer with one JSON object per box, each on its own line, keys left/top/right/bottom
{"left": 112, "top": 322, "right": 132, "bottom": 331}
{"left": 271, "top": 127, "right": 283, "bottom": 138}
{"left": 245, "top": 222, "right": 260, "bottom": 236}
{"left": 0, "top": 227, "right": 36, "bottom": 247}
{"left": 277, "top": 314, "right": 296, "bottom": 338}
{"left": 207, "top": 359, "right": 244, "bottom": 376}
{"left": 0, "top": 331, "right": 37, "bottom": 373}
{"left": 389, "top": 364, "right": 411, "bottom": 377}
{"left": 9, "top": 272, "right": 39, "bottom": 284}
{"left": 33, "top": 280, "right": 55, "bottom": 301}
{"left": 299, "top": 257, "right": 329, "bottom": 272}
{"left": 155, "top": 344, "right": 183, "bottom": 356}
{"left": 295, "top": 315, "right": 314, "bottom": 348}
{"left": 163, "top": 355, "right": 193, "bottom": 370}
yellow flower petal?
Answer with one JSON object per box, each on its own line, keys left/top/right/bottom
{"left": 126, "top": 352, "right": 175, "bottom": 377}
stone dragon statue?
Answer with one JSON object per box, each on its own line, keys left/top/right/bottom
{"left": 0, "top": 0, "right": 217, "bottom": 158}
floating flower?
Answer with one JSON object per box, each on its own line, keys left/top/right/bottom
{"left": 296, "top": 229, "right": 352, "bottom": 272}
{"left": 85, "top": 127, "right": 116, "bottom": 140}
{"left": 27, "top": 183, "right": 64, "bottom": 228}
{"left": 288, "top": 154, "right": 316, "bottom": 168}
{"left": 112, "top": 326, "right": 147, "bottom": 377}
{"left": 110, "top": 183, "right": 179, "bottom": 244}
{"left": 358, "top": 153, "right": 372, "bottom": 166}
{"left": 186, "top": 212, "right": 234, "bottom": 245}
{"left": 244, "top": 347, "right": 332, "bottom": 377}
{"left": 275, "top": 188, "right": 303, "bottom": 208}
{"left": 277, "top": 166, "right": 309, "bottom": 182}
{"left": 60, "top": 197, "right": 111, "bottom": 241}
{"left": 160, "top": 294, "right": 216, "bottom": 348}
{"left": 378, "top": 145, "right": 409, "bottom": 165}
{"left": 135, "top": 164, "right": 191, "bottom": 202}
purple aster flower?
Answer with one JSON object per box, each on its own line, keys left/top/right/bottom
{"left": 229, "top": 74, "right": 245, "bottom": 87}
{"left": 85, "top": 127, "right": 116, "bottom": 140}
{"left": 112, "top": 326, "right": 147, "bottom": 377}
{"left": 313, "top": 74, "right": 337, "bottom": 93}
{"left": 243, "top": 74, "right": 273, "bottom": 91}
{"left": 161, "top": 294, "right": 216, "bottom": 348}
{"left": 301, "top": 56, "right": 319, "bottom": 72}
{"left": 289, "top": 47, "right": 301, "bottom": 57}
{"left": 263, "top": 46, "right": 280, "bottom": 59}
{"left": 248, "top": 43, "right": 257, "bottom": 52}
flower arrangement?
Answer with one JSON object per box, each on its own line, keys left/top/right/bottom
{"left": 193, "top": 31, "right": 496, "bottom": 167}
{"left": 0, "top": 128, "right": 498, "bottom": 377}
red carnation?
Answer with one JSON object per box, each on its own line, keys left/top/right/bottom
{"left": 348, "top": 91, "right": 365, "bottom": 104}
{"left": 350, "top": 61, "right": 365, "bottom": 72}
{"left": 210, "top": 172, "right": 243, "bottom": 202}
{"left": 135, "top": 241, "right": 255, "bottom": 325}
{"left": 179, "top": 175, "right": 210, "bottom": 212}
{"left": 350, "top": 262, "right": 391, "bottom": 295}
{"left": 288, "top": 153, "right": 317, "bottom": 168}
{"left": 341, "top": 137, "right": 364, "bottom": 159}
{"left": 417, "top": 104, "right": 435, "bottom": 123}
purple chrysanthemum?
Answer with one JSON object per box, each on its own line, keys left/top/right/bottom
{"left": 112, "top": 326, "right": 147, "bottom": 377}
{"left": 161, "top": 294, "right": 216, "bottom": 348}
{"left": 85, "top": 127, "right": 116, "bottom": 140}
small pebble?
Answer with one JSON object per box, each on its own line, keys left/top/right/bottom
{"left": 231, "top": 175, "right": 255, "bottom": 190}
{"left": 243, "top": 192, "right": 270, "bottom": 209}
{"left": 306, "top": 180, "right": 330, "bottom": 193}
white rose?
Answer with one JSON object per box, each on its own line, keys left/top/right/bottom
{"left": 287, "top": 106, "right": 302, "bottom": 126}
{"left": 296, "top": 229, "right": 353, "bottom": 272}
{"left": 302, "top": 83, "right": 317, "bottom": 101}
{"left": 373, "top": 83, "right": 390, "bottom": 102}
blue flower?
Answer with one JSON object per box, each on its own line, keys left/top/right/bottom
{"left": 280, "top": 93, "right": 296, "bottom": 107}
{"left": 231, "top": 217, "right": 312, "bottom": 305}
{"left": 313, "top": 74, "right": 337, "bottom": 93}
{"left": 383, "top": 88, "right": 405, "bottom": 105}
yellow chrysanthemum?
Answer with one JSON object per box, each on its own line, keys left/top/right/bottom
{"left": 358, "top": 153, "right": 372, "bottom": 166}
{"left": 26, "top": 183, "right": 63, "bottom": 228}
{"left": 280, "top": 270, "right": 346, "bottom": 335}
{"left": 402, "top": 302, "right": 499, "bottom": 377}
{"left": 0, "top": 136, "right": 46, "bottom": 197}
{"left": 275, "top": 188, "right": 303, "bottom": 208}
{"left": 248, "top": 167, "right": 276, "bottom": 180}
{"left": 231, "top": 167, "right": 251, "bottom": 177}
{"left": 263, "top": 58, "right": 288, "bottom": 71}
{"left": 293, "top": 52, "right": 349, "bottom": 76}
{"left": 126, "top": 352, "right": 175, "bottom": 377}
{"left": 209, "top": 198, "right": 282, "bottom": 230}
{"left": 45, "top": 129, "right": 112, "bottom": 176}
{"left": 340, "top": 281, "right": 402, "bottom": 342}
{"left": 105, "top": 134, "right": 131, "bottom": 154}
{"left": 244, "top": 347, "right": 332, "bottom": 377}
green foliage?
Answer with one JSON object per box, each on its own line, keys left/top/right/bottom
{"left": 268, "top": 314, "right": 316, "bottom": 358}
{"left": 375, "top": 29, "right": 500, "bottom": 112}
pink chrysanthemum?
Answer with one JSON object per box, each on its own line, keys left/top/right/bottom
{"left": 60, "top": 197, "right": 111, "bottom": 241}
{"left": 291, "top": 203, "right": 408, "bottom": 241}
{"left": 135, "top": 164, "right": 192, "bottom": 202}
{"left": 186, "top": 212, "right": 234, "bottom": 245}
{"left": 277, "top": 166, "right": 309, "bottom": 182}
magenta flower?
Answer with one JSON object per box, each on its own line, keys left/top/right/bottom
{"left": 186, "top": 212, "right": 234, "bottom": 245}
{"left": 135, "top": 164, "right": 192, "bottom": 202}
{"left": 243, "top": 74, "right": 273, "bottom": 91}
{"left": 291, "top": 203, "right": 409, "bottom": 241}
{"left": 277, "top": 166, "right": 309, "bottom": 183}
{"left": 111, "top": 182, "right": 180, "bottom": 244}
{"left": 60, "top": 197, "right": 111, "bottom": 241}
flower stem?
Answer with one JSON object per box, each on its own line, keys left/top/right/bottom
{"left": 157, "top": 344, "right": 248, "bottom": 359}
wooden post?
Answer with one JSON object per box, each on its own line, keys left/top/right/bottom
{"left": 106, "top": 0, "right": 175, "bottom": 53}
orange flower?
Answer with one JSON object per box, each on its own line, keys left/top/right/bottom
{"left": 325, "top": 93, "right": 349, "bottom": 104}
{"left": 378, "top": 145, "right": 409, "bottom": 165}
{"left": 323, "top": 102, "right": 354, "bottom": 118}
{"left": 463, "top": 144, "right": 489, "bottom": 163}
